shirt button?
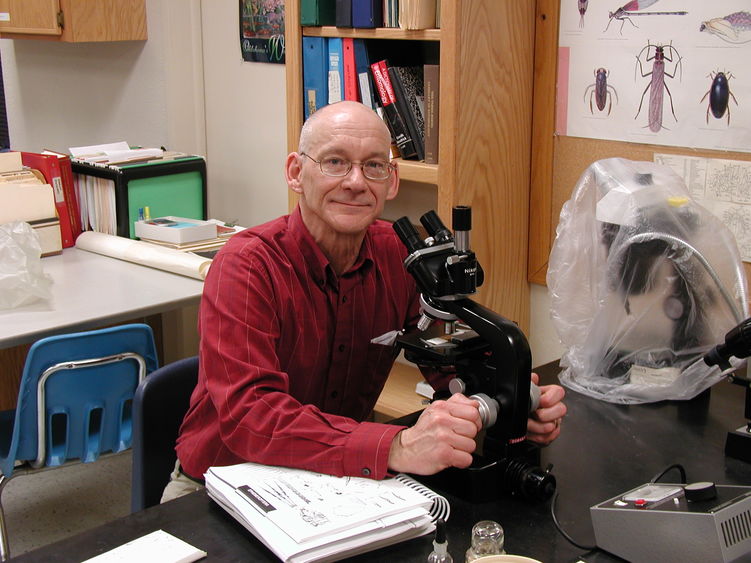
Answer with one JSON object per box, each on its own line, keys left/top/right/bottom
{"left": 361, "top": 468, "right": 371, "bottom": 477}
{"left": 338, "top": 344, "right": 345, "bottom": 352}
{"left": 342, "top": 296, "right": 347, "bottom": 304}
{"left": 330, "top": 390, "right": 338, "bottom": 399}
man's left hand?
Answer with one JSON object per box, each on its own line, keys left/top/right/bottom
{"left": 526, "top": 372, "right": 566, "bottom": 445}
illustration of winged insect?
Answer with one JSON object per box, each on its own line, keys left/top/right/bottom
{"left": 579, "top": 0, "right": 589, "bottom": 28}
{"left": 699, "top": 12, "right": 751, "bottom": 44}
{"left": 605, "top": 0, "right": 688, "bottom": 34}
{"left": 634, "top": 41, "right": 683, "bottom": 133}
{"left": 584, "top": 67, "right": 619, "bottom": 114}
{"left": 701, "top": 71, "right": 737, "bottom": 125}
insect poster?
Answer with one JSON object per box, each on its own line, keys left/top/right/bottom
{"left": 557, "top": 0, "right": 751, "bottom": 152}
{"left": 239, "top": 0, "right": 285, "bottom": 64}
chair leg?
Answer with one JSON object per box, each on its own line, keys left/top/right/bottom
{"left": 0, "top": 475, "right": 9, "bottom": 561}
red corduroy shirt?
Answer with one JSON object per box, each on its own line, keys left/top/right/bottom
{"left": 176, "top": 207, "right": 433, "bottom": 480}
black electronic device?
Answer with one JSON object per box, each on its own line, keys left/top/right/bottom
{"left": 392, "top": 207, "right": 555, "bottom": 502}
{"left": 704, "top": 317, "right": 751, "bottom": 463}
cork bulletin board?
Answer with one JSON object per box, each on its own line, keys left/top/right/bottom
{"left": 528, "top": 0, "right": 751, "bottom": 286}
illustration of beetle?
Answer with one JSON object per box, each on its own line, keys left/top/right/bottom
{"left": 634, "top": 41, "right": 683, "bottom": 133}
{"left": 701, "top": 71, "right": 737, "bottom": 125}
{"left": 584, "top": 68, "right": 619, "bottom": 115}
{"left": 700, "top": 11, "right": 751, "bottom": 44}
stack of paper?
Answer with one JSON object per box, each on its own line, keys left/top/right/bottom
{"left": 205, "top": 462, "right": 449, "bottom": 563}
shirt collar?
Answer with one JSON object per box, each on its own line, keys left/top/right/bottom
{"left": 288, "top": 206, "right": 374, "bottom": 286}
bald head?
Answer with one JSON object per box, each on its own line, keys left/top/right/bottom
{"left": 298, "top": 101, "right": 391, "bottom": 155}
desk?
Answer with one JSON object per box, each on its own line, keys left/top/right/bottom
{"left": 0, "top": 247, "right": 204, "bottom": 349}
{"left": 9, "top": 361, "right": 751, "bottom": 562}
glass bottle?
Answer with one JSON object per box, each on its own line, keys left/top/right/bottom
{"left": 428, "top": 518, "right": 453, "bottom": 563}
{"left": 465, "top": 520, "right": 505, "bottom": 562}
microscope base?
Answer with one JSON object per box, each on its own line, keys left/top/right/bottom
{"left": 725, "top": 425, "right": 751, "bottom": 462}
{"left": 411, "top": 445, "right": 555, "bottom": 503}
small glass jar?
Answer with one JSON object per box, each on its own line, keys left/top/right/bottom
{"left": 465, "top": 520, "right": 505, "bottom": 562}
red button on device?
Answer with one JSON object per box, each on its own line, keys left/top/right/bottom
{"left": 634, "top": 499, "right": 648, "bottom": 508}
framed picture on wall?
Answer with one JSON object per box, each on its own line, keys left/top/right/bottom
{"left": 239, "top": 0, "right": 285, "bottom": 64}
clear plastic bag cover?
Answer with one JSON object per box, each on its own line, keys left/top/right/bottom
{"left": 547, "top": 158, "right": 748, "bottom": 403}
{"left": 0, "top": 221, "right": 53, "bottom": 309}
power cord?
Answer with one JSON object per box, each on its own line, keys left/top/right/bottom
{"left": 550, "top": 463, "right": 689, "bottom": 552}
{"left": 650, "top": 463, "right": 686, "bottom": 484}
{"left": 549, "top": 491, "right": 597, "bottom": 551}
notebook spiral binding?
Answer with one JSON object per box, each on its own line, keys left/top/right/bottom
{"left": 395, "top": 473, "right": 451, "bottom": 522}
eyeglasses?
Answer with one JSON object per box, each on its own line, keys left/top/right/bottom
{"left": 301, "top": 153, "right": 394, "bottom": 181}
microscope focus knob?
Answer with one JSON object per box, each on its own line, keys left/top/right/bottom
{"left": 469, "top": 393, "right": 499, "bottom": 429}
{"left": 448, "top": 378, "right": 466, "bottom": 395}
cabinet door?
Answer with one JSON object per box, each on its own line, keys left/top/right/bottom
{"left": 0, "top": 0, "right": 61, "bottom": 36}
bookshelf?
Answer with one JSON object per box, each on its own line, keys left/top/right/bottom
{"left": 286, "top": 1, "right": 536, "bottom": 418}
{"left": 0, "top": 0, "right": 147, "bottom": 42}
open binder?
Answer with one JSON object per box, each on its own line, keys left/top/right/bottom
{"left": 205, "top": 462, "right": 449, "bottom": 563}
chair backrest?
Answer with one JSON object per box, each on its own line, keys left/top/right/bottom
{"left": 0, "top": 324, "right": 159, "bottom": 479}
{"left": 130, "top": 355, "right": 198, "bottom": 512}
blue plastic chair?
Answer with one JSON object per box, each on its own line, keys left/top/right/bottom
{"left": 0, "top": 323, "right": 158, "bottom": 560}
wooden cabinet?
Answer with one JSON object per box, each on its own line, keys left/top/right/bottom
{"left": 0, "top": 0, "right": 147, "bottom": 42}
{"left": 285, "top": 0, "right": 535, "bottom": 332}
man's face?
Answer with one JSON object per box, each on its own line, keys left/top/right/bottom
{"left": 287, "top": 106, "right": 399, "bottom": 241}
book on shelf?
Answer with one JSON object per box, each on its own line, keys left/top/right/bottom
{"left": 342, "top": 37, "right": 359, "bottom": 101}
{"left": 352, "top": 0, "right": 383, "bottom": 28}
{"left": 205, "top": 461, "right": 449, "bottom": 563}
{"left": 302, "top": 36, "right": 328, "bottom": 119}
{"left": 326, "top": 37, "right": 344, "bottom": 104}
{"left": 399, "top": 0, "right": 438, "bottom": 30}
{"left": 300, "top": 0, "right": 336, "bottom": 26}
{"left": 335, "top": 0, "right": 352, "bottom": 27}
{"left": 20, "top": 151, "right": 77, "bottom": 248}
{"left": 382, "top": 0, "right": 399, "bottom": 27}
{"left": 387, "top": 65, "right": 425, "bottom": 161}
{"left": 423, "top": 64, "right": 440, "bottom": 164}
{"left": 353, "top": 38, "right": 377, "bottom": 110}
{"left": 370, "top": 60, "right": 418, "bottom": 160}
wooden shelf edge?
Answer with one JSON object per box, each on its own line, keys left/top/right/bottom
{"left": 395, "top": 159, "right": 439, "bottom": 185}
{"left": 303, "top": 26, "right": 441, "bottom": 41}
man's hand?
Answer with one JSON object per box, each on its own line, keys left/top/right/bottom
{"left": 527, "top": 372, "right": 567, "bottom": 445}
{"left": 388, "top": 394, "right": 481, "bottom": 475}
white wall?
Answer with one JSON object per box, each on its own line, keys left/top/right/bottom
{"left": 0, "top": 0, "right": 563, "bottom": 367}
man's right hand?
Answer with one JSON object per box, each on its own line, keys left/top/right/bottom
{"left": 387, "top": 394, "right": 482, "bottom": 475}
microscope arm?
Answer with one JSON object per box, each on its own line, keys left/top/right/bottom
{"left": 440, "top": 298, "right": 533, "bottom": 448}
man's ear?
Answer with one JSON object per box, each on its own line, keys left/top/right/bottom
{"left": 286, "top": 152, "right": 304, "bottom": 194}
{"left": 385, "top": 161, "right": 400, "bottom": 201}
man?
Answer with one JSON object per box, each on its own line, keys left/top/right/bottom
{"left": 165, "top": 101, "right": 566, "bottom": 501}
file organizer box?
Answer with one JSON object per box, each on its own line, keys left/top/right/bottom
{"left": 71, "top": 156, "right": 207, "bottom": 239}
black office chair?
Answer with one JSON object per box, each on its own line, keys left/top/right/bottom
{"left": 130, "top": 355, "right": 198, "bottom": 512}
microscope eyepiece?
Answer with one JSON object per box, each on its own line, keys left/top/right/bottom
{"left": 452, "top": 205, "right": 472, "bottom": 231}
{"left": 420, "top": 210, "right": 453, "bottom": 244}
{"left": 393, "top": 216, "right": 426, "bottom": 254}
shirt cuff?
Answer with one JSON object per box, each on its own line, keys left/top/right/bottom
{"left": 342, "top": 422, "right": 405, "bottom": 479}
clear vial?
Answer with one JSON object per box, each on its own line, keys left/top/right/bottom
{"left": 428, "top": 518, "right": 453, "bottom": 563}
{"left": 465, "top": 520, "right": 505, "bottom": 562}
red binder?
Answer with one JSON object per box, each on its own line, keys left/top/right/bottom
{"left": 20, "top": 151, "right": 81, "bottom": 247}
{"left": 342, "top": 37, "right": 359, "bottom": 101}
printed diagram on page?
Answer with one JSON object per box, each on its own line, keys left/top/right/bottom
{"left": 557, "top": 0, "right": 751, "bottom": 153}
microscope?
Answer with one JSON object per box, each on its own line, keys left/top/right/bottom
{"left": 392, "top": 206, "right": 555, "bottom": 502}
{"left": 703, "top": 317, "right": 751, "bottom": 463}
